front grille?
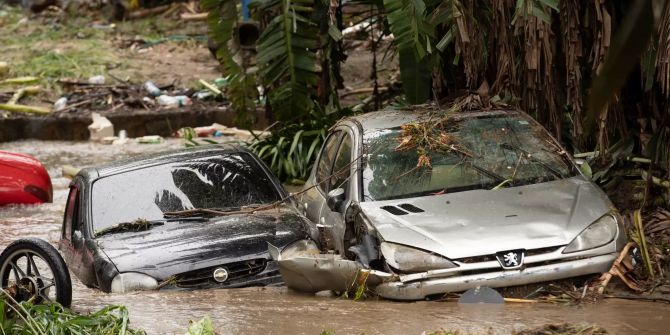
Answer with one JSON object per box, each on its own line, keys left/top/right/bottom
{"left": 174, "top": 259, "right": 267, "bottom": 288}
{"left": 455, "top": 246, "right": 562, "bottom": 264}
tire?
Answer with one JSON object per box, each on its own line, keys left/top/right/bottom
{"left": 0, "top": 238, "right": 72, "bottom": 307}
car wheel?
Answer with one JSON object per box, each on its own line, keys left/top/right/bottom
{"left": 0, "top": 238, "right": 72, "bottom": 307}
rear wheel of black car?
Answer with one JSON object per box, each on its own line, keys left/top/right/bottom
{"left": 0, "top": 238, "right": 72, "bottom": 307}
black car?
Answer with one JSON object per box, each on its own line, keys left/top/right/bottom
{"left": 58, "top": 144, "right": 312, "bottom": 293}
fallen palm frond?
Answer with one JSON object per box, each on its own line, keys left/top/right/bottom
{"left": 596, "top": 242, "right": 645, "bottom": 294}
{"left": 634, "top": 209, "right": 655, "bottom": 279}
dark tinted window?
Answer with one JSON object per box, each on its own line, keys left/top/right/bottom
{"left": 330, "top": 134, "right": 352, "bottom": 193}
{"left": 316, "top": 131, "right": 342, "bottom": 191}
{"left": 62, "top": 186, "right": 78, "bottom": 239}
{"left": 91, "top": 152, "right": 280, "bottom": 232}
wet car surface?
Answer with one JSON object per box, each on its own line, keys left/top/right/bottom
{"left": 58, "top": 144, "right": 310, "bottom": 292}
{"left": 1, "top": 139, "right": 669, "bottom": 334}
{"left": 288, "top": 108, "right": 626, "bottom": 300}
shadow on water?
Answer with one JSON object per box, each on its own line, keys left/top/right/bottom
{"left": 0, "top": 140, "right": 668, "bottom": 334}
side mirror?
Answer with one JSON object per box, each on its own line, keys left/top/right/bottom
{"left": 574, "top": 158, "right": 593, "bottom": 180}
{"left": 326, "top": 188, "right": 346, "bottom": 212}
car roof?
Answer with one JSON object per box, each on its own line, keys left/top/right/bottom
{"left": 345, "top": 105, "right": 523, "bottom": 132}
{"left": 77, "top": 143, "right": 247, "bottom": 181}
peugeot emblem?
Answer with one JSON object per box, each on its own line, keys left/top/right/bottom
{"left": 496, "top": 250, "right": 524, "bottom": 269}
{"left": 213, "top": 267, "right": 229, "bottom": 283}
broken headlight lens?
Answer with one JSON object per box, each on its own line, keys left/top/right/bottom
{"left": 111, "top": 272, "right": 158, "bottom": 293}
{"left": 563, "top": 214, "right": 618, "bottom": 253}
{"left": 380, "top": 242, "right": 457, "bottom": 273}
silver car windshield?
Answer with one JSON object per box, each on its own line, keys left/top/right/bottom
{"left": 362, "top": 114, "right": 576, "bottom": 201}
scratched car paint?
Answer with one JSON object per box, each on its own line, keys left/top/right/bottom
{"left": 58, "top": 145, "right": 312, "bottom": 293}
{"left": 275, "top": 107, "right": 627, "bottom": 300}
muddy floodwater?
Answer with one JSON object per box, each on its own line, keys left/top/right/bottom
{"left": 1, "top": 139, "right": 669, "bottom": 334}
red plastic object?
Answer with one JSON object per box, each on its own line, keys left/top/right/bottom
{"left": 0, "top": 151, "right": 52, "bottom": 205}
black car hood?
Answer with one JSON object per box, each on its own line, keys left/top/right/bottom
{"left": 95, "top": 207, "right": 308, "bottom": 280}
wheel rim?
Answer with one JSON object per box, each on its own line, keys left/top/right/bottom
{"left": 0, "top": 249, "right": 58, "bottom": 303}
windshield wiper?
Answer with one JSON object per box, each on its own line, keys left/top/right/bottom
{"left": 163, "top": 204, "right": 267, "bottom": 218}
{"left": 467, "top": 162, "right": 507, "bottom": 183}
{"left": 500, "top": 142, "right": 564, "bottom": 179}
{"left": 95, "top": 217, "right": 207, "bottom": 237}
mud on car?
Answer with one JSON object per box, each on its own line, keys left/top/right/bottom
{"left": 58, "top": 145, "right": 312, "bottom": 293}
{"left": 276, "top": 106, "right": 627, "bottom": 300}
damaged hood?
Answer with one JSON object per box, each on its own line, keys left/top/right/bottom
{"left": 360, "top": 177, "right": 613, "bottom": 259}
{"left": 95, "top": 209, "right": 307, "bottom": 280}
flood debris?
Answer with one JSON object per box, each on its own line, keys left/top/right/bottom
{"left": 512, "top": 324, "right": 609, "bottom": 335}
{"left": 88, "top": 112, "right": 114, "bottom": 141}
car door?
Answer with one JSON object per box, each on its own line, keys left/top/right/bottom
{"left": 299, "top": 130, "right": 343, "bottom": 224}
{"left": 59, "top": 180, "right": 97, "bottom": 286}
{"left": 318, "top": 129, "right": 355, "bottom": 254}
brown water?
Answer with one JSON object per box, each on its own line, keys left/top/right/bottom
{"left": 1, "top": 140, "right": 669, "bottom": 334}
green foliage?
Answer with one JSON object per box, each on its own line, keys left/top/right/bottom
{"left": 512, "top": 0, "right": 559, "bottom": 24}
{"left": 185, "top": 316, "right": 215, "bottom": 335}
{"left": 255, "top": 0, "right": 320, "bottom": 121}
{"left": 250, "top": 107, "right": 350, "bottom": 183}
{"left": 249, "top": 117, "right": 327, "bottom": 184}
{"left": 201, "top": 0, "right": 258, "bottom": 122}
{"left": 0, "top": 292, "right": 144, "bottom": 335}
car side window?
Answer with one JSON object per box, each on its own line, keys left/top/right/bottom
{"left": 330, "top": 134, "right": 353, "bottom": 195}
{"left": 63, "top": 185, "right": 79, "bottom": 240}
{"left": 316, "top": 131, "right": 342, "bottom": 192}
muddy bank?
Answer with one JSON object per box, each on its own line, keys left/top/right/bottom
{"left": 0, "top": 105, "right": 268, "bottom": 142}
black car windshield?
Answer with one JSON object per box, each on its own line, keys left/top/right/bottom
{"left": 91, "top": 152, "right": 280, "bottom": 233}
{"left": 362, "top": 113, "right": 576, "bottom": 201}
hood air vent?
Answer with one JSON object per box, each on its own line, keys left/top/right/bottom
{"left": 381, "top": 205, "right": 409, "bottom": 216}
{"left": 398, "top": 203, "right": 424, "bottom": 213}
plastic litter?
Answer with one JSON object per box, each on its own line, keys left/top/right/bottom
{"left": 87, "top": 113, "right": 114, "bottom": 141}
{"left": 143, "top": 81, "right": 162, "bottom": 96}
{"left": 88, "top": 75, "right": 106, "bottom": 85}
{"left": 113, "top": 130, "right": 129, "bottom": 145}
{"left": 54, "top": 97, "right": 68, "bottom": 111}
{"left": 136, "top": 135, "right": 163, "bottom": 144}
{"left": 157, "top": 95, "right": 191, "bottom": 108}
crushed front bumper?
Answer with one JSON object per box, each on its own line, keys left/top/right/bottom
{"left": 375, "top": 253, "right": 616, "bottom": 300}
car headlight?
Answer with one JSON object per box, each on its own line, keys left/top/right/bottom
{"left": 380, "top": 242, "right": 458, "bottom": 272}
{"left": 563, "top": 213, "right": 619, "bottom": 253}
{"left": 111, "top": 272, "right": 158, "bottom": 293}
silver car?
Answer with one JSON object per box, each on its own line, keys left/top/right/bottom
{"left": 279, "top": 107, "right": 626, "bottom": 300}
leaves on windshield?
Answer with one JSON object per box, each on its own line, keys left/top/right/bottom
{"left": 95, "top": 218, "right": 156, "bottom": 237}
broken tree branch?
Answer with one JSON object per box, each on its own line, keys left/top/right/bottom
{"left": 0, "top": 103, "right": 50, "bottom": 115}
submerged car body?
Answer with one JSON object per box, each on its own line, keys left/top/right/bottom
{"left": 58, "top": 145, "right": 310, "bottom": 293}
{"left": 282, "top": 107, "right": 626, "bottom": 300}
{"left": 0, "top": 151, "right": 52, "bottom": 205}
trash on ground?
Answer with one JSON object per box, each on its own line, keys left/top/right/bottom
{"left": 61, "top": 165, "right": 81, "bottom": 179}
{"left": 157, "top": 95, "right": 192, "bottom": 108}
{"left": 88, "top": 75, "right": 106, "bottom": 85}
{"left": 136, "top": 135, "right": 164, "bottom": 144}
{"left": 144, "top": 81, "right": 162, "bottom": 96}
{"left": 54, "top": 97, "right": 68, "bottom": 111}
{"left": 88, "top": 112, "right": 114, "bottom": 141}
